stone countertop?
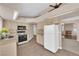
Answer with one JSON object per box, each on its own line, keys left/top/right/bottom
{"left": 0, "top": 38, "right": 17, "bottom": 46}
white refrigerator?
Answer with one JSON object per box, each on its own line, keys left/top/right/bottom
{"left": 44, "top": 24, "right": 61, "bottom": 53}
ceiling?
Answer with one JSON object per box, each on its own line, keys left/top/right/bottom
{"left": 54, "top": 9, "right": 79, "bottom": 20}
{"left": 0, "top": 3, "right": 52, "bottom": 18}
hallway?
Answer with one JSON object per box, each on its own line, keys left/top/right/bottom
{"left": 17, "top": 37, "right": 78, "bottom": 56}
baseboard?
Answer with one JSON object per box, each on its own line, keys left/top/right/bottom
{"left": 59, "top": 47, "right": 62, "bottom": 49}
{"left": 36, "top": 42, "right": 44, "bottom": 47}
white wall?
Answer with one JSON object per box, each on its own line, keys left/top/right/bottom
{"left": 33, "top": 24, "right": 37, "bottom": 35}
{"left": 27, "top": 24, "right": 34, "bottom": 41}
{"left": 76, "top": 22, "right": 79, "bottom": 41}
{"left": 64, "top": 23, "right": 73, "bottom": 31}
{"left": 16, "top": 17, "right": 37, "bottom": 23}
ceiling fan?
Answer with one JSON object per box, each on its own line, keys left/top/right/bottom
{"left": 48, "top": 3, "right": 62, "bottom": 12}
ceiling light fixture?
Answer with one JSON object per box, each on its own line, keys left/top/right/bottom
{"left": 13, "top": 11, "right": 18, "bottom": 20}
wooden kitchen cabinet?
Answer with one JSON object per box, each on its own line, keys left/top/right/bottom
{"left": 0, "top": 39, "right": 17, "bottom": 56}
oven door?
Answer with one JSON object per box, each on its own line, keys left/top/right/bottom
{"left": 18, "top": 34, "right": 27, "bottom": 42}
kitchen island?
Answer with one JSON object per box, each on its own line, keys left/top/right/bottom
{"left": 0, "top": 38, "right": 17, "bottom": 56}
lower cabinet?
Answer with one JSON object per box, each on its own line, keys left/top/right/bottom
{"left": 0, "top": 42, "right": 17, "bottom": 56}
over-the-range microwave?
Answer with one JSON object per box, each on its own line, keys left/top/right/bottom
{"left": 17, "top": 26, "right": 26, "bottom": 30}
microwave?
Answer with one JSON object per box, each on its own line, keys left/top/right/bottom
{"left": 17, "top": 26, "right": 26, "bottom": 30}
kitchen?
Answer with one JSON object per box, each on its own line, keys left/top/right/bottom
{"left": 0, "top": 3, "right": 79, "bottom": 56}
{"left": 0, "top": 17, "right": 34, "bottom": 55}
{"left": 0, "top": 4, "right": 37, "bottom": 55}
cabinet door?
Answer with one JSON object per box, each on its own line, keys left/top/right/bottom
{"left": 0, "top": 43, "right": 17, "bottom": 56}
{"left": 0, "top": 17, "right": 3, "bottom": 30}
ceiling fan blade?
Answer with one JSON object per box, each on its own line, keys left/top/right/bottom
{"left": 59, "top": 3, "right": 62, "bottom": 6}
{"left": 57, "top": 3, "right": 62, "bottom": 7}
{"left": 48, "top": 3, "right": 62, "bottom": 12}
{"left": 49, "top": 5, "right": 55, "bottom": 7}
{"left": 49, "top": 3, "right": 62, "bottom": 9}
